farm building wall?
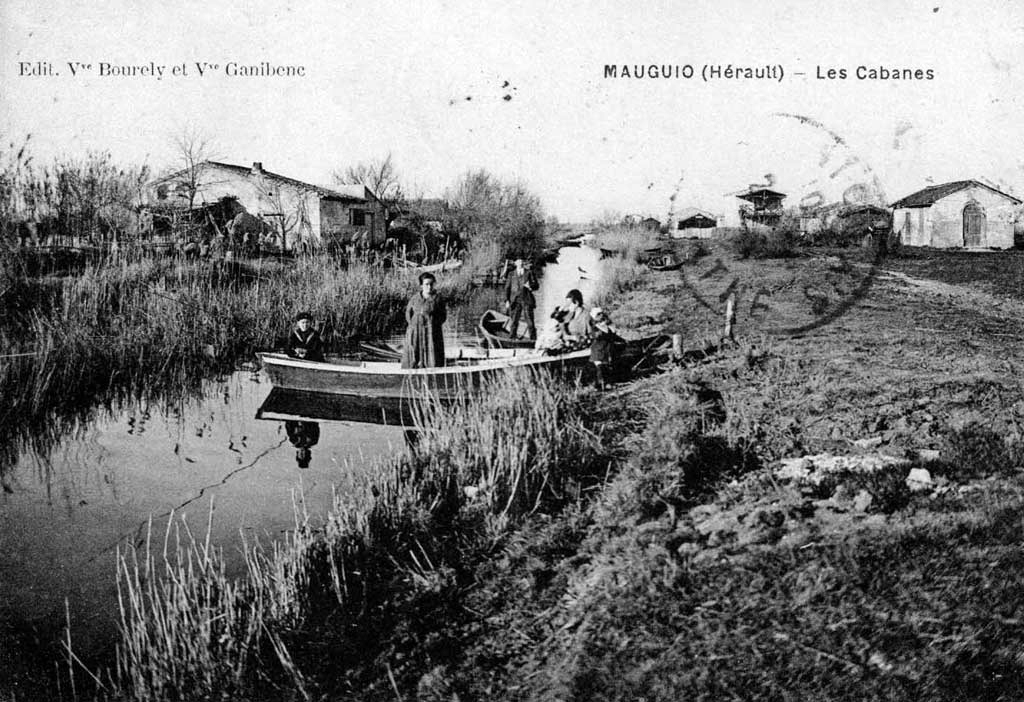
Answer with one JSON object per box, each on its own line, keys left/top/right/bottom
{"left": 894, "top": 185, "right": 1017, "bottom": 249}
{"left": 148, "top": 164, "right": 320, "bottom": 249}
{"left": 319, "top": 198, "right": 386, "bottom": 248}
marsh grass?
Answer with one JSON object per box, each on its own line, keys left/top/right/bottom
{"left": 0, "top": 254, "right": 424, "bottom": 472}
{"left": 410, "top": 369, "right": 603, "bottom": 535}
{"left": 591, "top": 257, "right": 649, "bottom": 309}
{"left": 102, "top": 371, "right": 603, "bottom": 701}
{"left": 590, "top": 226, "right": 663, "bottom": 263}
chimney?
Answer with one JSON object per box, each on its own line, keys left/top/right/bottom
{"left": 251, "top": 162, "right": 264, "bottom": 175}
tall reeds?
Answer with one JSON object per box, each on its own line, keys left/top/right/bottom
{"left": 590, "top": 225, "right": 663, "bottom": 263}
{"left": 591, "top": 256, "right": 649, "bottom": 308}
{"left": 409, "top": 369, "right": 601, "bottom": 533}
{"left": 106, "top": 371, "right": 602, "bottom": 700}
{"left": 0, "top": 256, "right": 416, "bottom": 462}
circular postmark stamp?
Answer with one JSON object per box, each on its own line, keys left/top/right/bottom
{"left": 676, "top": 113, "right": 892, "bottom": 337}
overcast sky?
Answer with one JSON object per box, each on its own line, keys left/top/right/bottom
{"left": 2, "top": 0, "right": 1023, "bottom": 222}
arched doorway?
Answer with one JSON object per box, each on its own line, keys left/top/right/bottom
{"left": 963, "top": 202, "right": 985, "bottom": 247}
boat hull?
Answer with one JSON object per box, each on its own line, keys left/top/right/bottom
{"left": 478, "top": 309, "right": 537, "bottom": 349}
{"left": 258, "top": 349, "right": 591, "bottom": 399}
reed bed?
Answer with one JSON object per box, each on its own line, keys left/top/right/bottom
{"left": 105, "top": 372, "right": 602, "bottom": 701}
{"left": 0, "top": 253, "right": 418, "bottom": 464}
{"left": 409, "top": 369, "right": 602, "bottom": 533}
{"left": 591, "top": 256, "right": 649, "bottom": 308}
{"left": 590, "top": 225, "right": 663, "bottom": 263}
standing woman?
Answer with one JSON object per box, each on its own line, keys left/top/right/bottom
{"left": 402, "top": 272, "right": 447, "bottom": 368}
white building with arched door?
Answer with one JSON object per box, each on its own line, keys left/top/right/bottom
{"left": 891, "top": 180, "right": 1021, "bottom": 249}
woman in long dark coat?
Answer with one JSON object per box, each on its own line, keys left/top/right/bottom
{"left": 401, "top": 272, "right": 447, "bottom": 368}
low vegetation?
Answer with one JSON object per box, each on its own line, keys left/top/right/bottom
{"left": 728, "top": 222, "right": 800, "bottom": 259}
{"left": 105, "top": 371, "right": 606, "bottom": 700}
{"left": 589, "top": 225, "right": 662, "bottom": 262}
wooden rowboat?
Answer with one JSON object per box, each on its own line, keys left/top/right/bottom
{"left": 259, "top": 335, "right": 672, "bottom": 399}
{"left": 478, "top": 309, "right": 537, "bottom": 349}
{"left": 648, "top": 255, "right": 683, "bottom": 271}
{"left": 258, "top": 347, "right": 591, "bottom": 399}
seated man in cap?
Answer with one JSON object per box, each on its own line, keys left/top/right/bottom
{"left": 279, "top": 311, "right": 326, "bottom": 361}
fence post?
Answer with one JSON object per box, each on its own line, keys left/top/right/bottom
{"left": 671, "top": 333, "right": 683, "bottom": 361}
{"left": 724, "top": 292, "right": 736, "bottom": 342}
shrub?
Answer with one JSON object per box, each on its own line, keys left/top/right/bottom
{"left": 730, "top": 213, "right": 801, "bottom": 260}
{"left": 683, "top": 238, "right": 710, "bottom": 262}
{"left": 940, "top": 422, "right": 1017, "bottom": 480}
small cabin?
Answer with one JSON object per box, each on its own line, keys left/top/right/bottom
{"left": 890, "top": 180, "right": 1021, "bottom": 249}
{"left": 736, "top": 186, "right": 786, "bottom": 228}
{"left": 672, "top": 207, "right": 718, "bottom": 238}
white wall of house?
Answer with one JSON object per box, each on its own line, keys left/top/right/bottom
{"left": 894, "top": 185, "right": 1018, "bottom": 249}
{"left": 148, "top": 163, "right": 320, "bottom": 247}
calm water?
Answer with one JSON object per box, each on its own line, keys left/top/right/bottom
{"left": 0, "top": 372, "right": 409, "bottom": 658}
{"left": 0, "top": 244, "right": 602, "bottom": 665}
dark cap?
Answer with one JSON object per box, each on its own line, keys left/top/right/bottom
{"left": 294, "top": 310, "right": 314, "bottom": 322}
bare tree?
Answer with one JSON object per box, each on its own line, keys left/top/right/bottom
{"left": 333, "top": 153, "right": 406, "bottom": 222}
{"left": 169, "top": 125, "right": 218, "bottom": 210}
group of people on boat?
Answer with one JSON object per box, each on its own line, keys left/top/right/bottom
{"left": 534, "top": 288, "right": 623, "bottom": 390}
{"left": 277, "top": 263, "right": 624, "bottom": 389}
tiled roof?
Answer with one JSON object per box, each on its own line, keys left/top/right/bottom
{"left": 891, "top": 180, "right": 1021, "bottom": 208}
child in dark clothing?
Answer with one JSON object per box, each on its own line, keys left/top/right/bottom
{"left": 279, "top": 311, "right": 325, "bottom": 361}
{"left": 589, "top": 307, "right": 623, "bottom": 390}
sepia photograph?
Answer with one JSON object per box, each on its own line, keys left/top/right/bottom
{"left": 2, "top": 0, "right": 1024, "bottom": 699}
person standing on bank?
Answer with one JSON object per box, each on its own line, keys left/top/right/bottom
{"left": 504, "top": 258, "right": 539, "bottom": 340}
{"left": 279, "top": 311, "right": 325, "bottom": 362}
{"left": 589, "top": 307, "right": 623, "bottom": 390}
{"left": 402, "top": 271, "right": 447, "bottom": 368}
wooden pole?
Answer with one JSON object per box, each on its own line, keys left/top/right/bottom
{"left": 724, "top": 292, "right": 736, "bottom": 342}
{"left": 671, "top": 333, "right": 683, "bottom": 360}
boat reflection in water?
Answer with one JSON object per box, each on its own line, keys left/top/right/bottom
{"left": 256, "top": 388, "right": 423, "bottom": 463}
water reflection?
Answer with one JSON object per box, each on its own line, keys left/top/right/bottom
{"left": 285, "top": 421, "right": 320, "bottom": 468}
{"left": 0, "top": 373, "right": 407, "bottom": 668}
{"left": 256, "top": 387, "right": 418, "bottom": 426}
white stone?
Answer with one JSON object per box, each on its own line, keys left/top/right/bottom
{"left": 906, "top": 468, "right": 933, "bottom": 492}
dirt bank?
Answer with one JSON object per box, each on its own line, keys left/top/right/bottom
{"left": 358, "top": 242, "right": 1024, "bottom": 701}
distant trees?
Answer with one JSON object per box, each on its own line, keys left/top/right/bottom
{"left": 445, "top": 169, "right": 545, "bottom": 263}
{"left": 0, "top": 137, "right": 148, "bottom": 247}
{"left": 332, "top": 161, "right": 546, "bottom": 265}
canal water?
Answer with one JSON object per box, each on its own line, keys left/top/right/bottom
{"left": 0, "top": 244, "right": 602, "bottom": 670}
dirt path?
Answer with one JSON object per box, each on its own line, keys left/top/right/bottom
{"left": 879, "top": 267, "right": 1024, "bottom": 324}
